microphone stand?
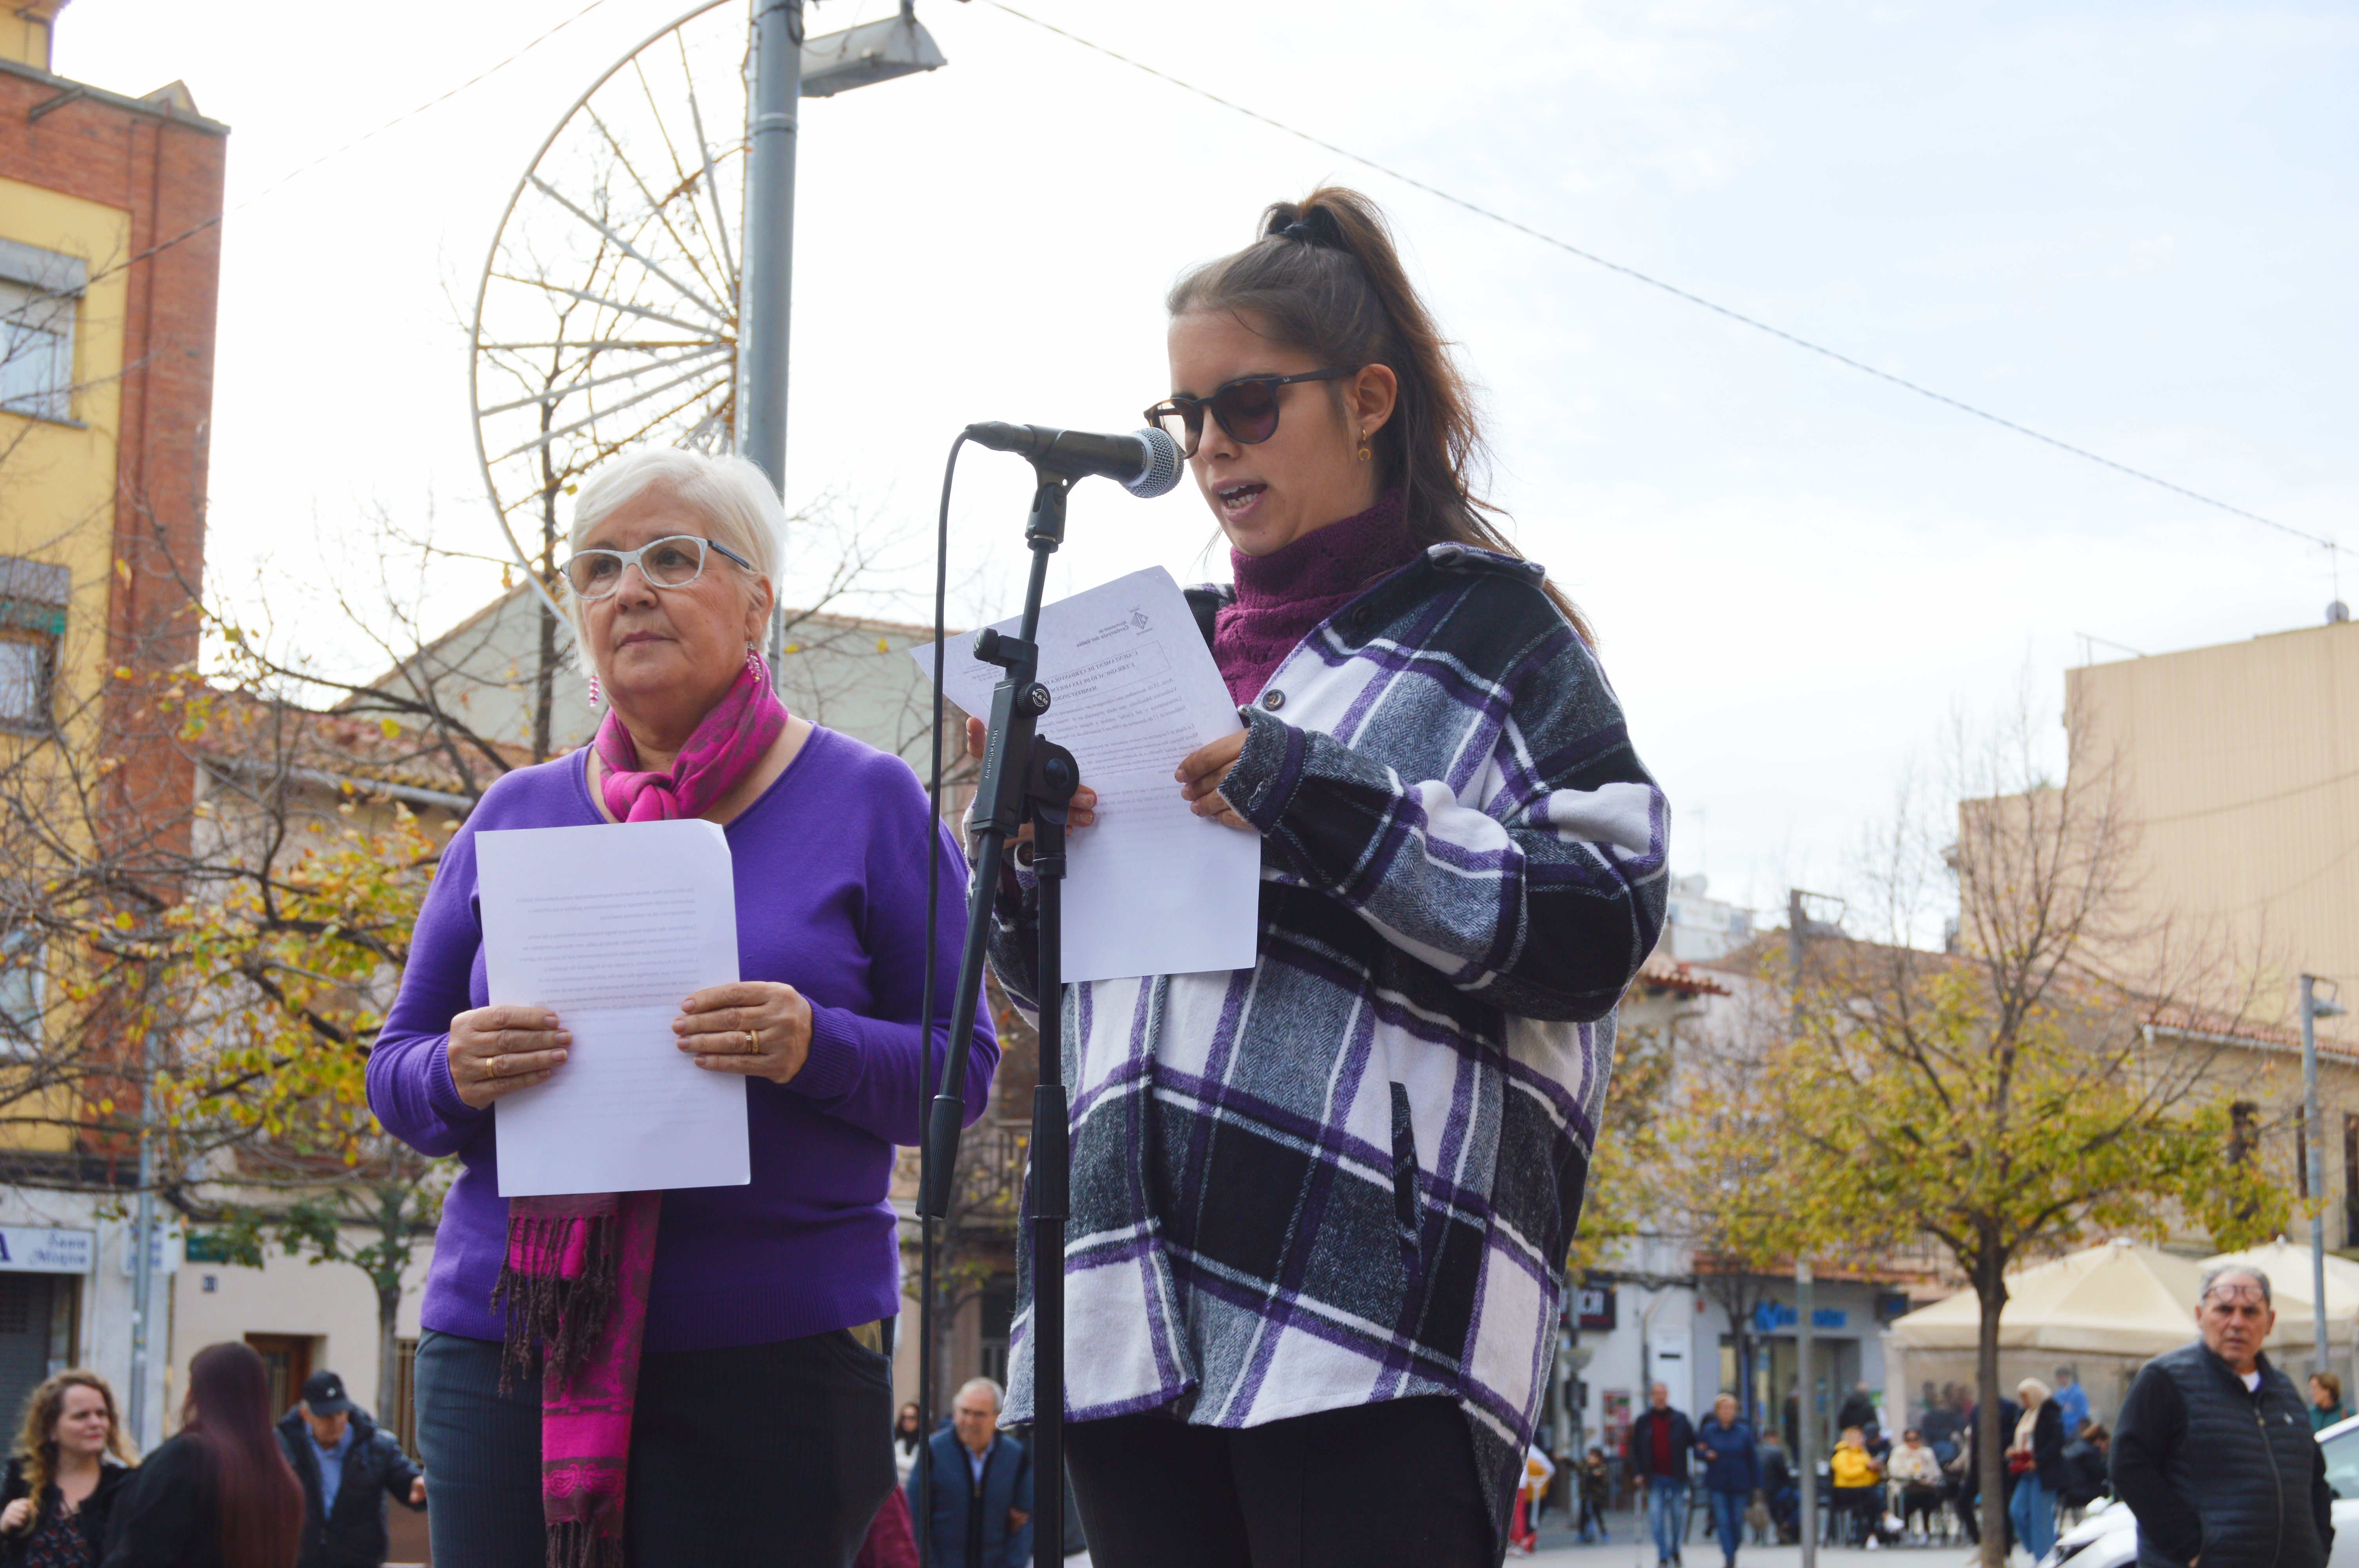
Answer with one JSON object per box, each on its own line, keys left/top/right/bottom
{"left": 923, "top": 466, "right": 1077, "bottom": 1568}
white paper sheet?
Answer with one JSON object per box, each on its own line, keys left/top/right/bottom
{"left": 916, "top": 566, "right": 1261, "bottom": 983}
{"left": 477, "top": 818, "right": 751, "bottom": 1197}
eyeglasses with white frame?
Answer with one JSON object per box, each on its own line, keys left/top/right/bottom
{"left": 562, "top": 535, "right": 754, "bottom": 601}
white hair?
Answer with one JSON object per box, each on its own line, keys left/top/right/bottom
{"left": 565, "top": 447, "right": 783, "bottom": 634}
{"left": 955, "top": 1377, "right": 1004, "bottom": 1413}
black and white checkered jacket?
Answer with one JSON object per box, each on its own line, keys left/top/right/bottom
{"left": 990, "top": 541, "right": 1668, "bottom": 1531}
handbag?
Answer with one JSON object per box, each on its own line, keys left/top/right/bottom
{"left": 2006, "top": 1450, "right": 2035, "bottom": 1476}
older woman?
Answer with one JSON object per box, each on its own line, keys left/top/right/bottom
{"left": 369, "top": 448, "right": 995, "bottom": 1568}
{"left": 2006, "top": 1377, "right": 2067, "bottom": 1561}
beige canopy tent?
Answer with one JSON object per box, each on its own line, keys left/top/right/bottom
{"left": 2201, "top": 1240, "right": 2359, "bottom": 1358}
{"left": 1888, "top": 1240, "right": 2205, "bottom": 1358}
{"left": 1885, "top": 1241, "right": 2208, "bottom": 1431}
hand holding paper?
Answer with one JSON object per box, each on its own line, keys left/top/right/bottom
{"left": 476, "top": 818, "right": 752, "bottom": 1197}
{"left": 918, "top": 566, "right": 1261, "bottom": 983}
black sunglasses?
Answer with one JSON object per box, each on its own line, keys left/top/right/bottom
{"left": 1145, "top": 367, "right": 1354, "bottom": 458}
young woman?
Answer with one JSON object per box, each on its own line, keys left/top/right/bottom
{"left": 101, "top": 1342, "right": 301, "bottom": 1568}
{"left": 983, "top": 187, "right": 1667, "bottom": 1566}
{"left": 0, "top": 1371, "right": 137, "bottom": 1567}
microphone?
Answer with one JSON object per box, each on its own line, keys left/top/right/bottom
{"left": 965, "top": 422, "right": 1184, "bottom": 499}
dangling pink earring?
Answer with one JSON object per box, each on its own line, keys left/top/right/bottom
{"left": 586, "top": 672, "right": 601, "bottom": 709}
{"left": 745, "top": 645, "right": 763, "bottom": 677}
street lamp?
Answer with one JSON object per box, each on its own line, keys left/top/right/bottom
{"left": 743, "top": 0, "right": 948, "bottom": 669}
{"left": 2303, "top": 976, "right": 2349, "bottom": 1376}
{"left": 802, "top": 2, "right": 947, "bottom": 97}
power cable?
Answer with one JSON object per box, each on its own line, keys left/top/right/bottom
{"left": 78, "top": 0, "right": 618, "bottom": 293}
{"left": 981, "top": 1, "right": 2348, "bottom": 563}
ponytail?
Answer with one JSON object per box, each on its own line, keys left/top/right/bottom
{"left": 1168, "top": 187, "right": 1595, "bottom": 646}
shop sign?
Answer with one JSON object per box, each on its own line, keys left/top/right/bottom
{"left": 0, "top": 1227, "right": 94, "bottom": 1273}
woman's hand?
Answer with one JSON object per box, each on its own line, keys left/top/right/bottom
{"left": 674, "top": 982, "right": 814, "bottom": 1084}
{"left": 963, "top": 717, "right": 1098, "bottom": 843}
{"left": 1, "top": 1498, "right": 30, "bottom": 1534}
{"left": 1176, "top": 732, "right": 1252, "bottom": 831}
{"left": 447, "top": 1006, "right": 571, "bottom": 1109}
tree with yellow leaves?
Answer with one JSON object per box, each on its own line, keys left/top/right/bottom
{"left": 1714, "top": 695, "right": 2290, "bottom": 1566}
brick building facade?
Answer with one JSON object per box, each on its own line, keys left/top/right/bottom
{"left": 0, "top": 0, "right": 227, "bottom": 1444}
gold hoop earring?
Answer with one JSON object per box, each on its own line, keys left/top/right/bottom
{"left": 1356, "top": 432, "right": 1372, "bottom": 463}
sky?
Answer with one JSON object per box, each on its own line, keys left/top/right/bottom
{"left": 58, "top": 0, "right": 2359, "bottom": 922}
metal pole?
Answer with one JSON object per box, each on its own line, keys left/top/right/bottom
{"left": 1788, "top": 890, "right": 1816, "bottom": 1566}
{"left": 2304, "top": 976, "right": 2331, "bottom": 1374}
{"left": 742, "top": 0, "right": 801, "bottom": 672}
{"left": 1797, "top": 1261, "right": 1816, "bottom": 1564}
{"left": 127, "top": 1030, "right": 160, "bottom": 1448}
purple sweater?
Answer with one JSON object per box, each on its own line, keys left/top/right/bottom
{"left": 367, "top": 725, "right": 997, "bottom": 1353}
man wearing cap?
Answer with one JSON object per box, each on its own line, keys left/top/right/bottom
{"left": 275, "top": 1370, "right": 427, "bottom": 1568}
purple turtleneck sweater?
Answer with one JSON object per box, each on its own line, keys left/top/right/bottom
{"left": 1212, "top": 486, "right": 1417, "bottom": 705}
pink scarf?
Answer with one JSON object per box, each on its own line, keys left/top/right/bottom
{"left": 496, "top": 651, "right": 789, "bottom": 1568}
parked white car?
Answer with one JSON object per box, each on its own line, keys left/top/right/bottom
{"left": 2040, "top": 1414, "right": 2359, "bottom": 1568}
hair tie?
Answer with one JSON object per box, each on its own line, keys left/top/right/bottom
{"left": 1269, "top": 209, "right": 1345, "bottom": 250}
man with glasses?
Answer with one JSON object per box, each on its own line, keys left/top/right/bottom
{"left": 2112, "top": 1265, "right": 2334, "bottom": 1568}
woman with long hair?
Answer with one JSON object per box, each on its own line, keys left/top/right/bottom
{"left": 101, "top": 1342, "right": 300, "bottom": 1568}
{"left": 982, "top": 187, "right": 1667, "bottom": 1566}
{"left": 1, "top": 1370, "right": 137, "bottom": 1566}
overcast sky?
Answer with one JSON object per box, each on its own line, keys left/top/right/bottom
{"left": 60, "top": 0, "right": 2358, "bottom": 922}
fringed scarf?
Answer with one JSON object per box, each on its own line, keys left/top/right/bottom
{"left": 495, "top": 650, "right": 789, "bottom": 1568}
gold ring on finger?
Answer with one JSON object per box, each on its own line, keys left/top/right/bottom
{"left": 744, "top": 1028, "right": 759, "bottom": 1053}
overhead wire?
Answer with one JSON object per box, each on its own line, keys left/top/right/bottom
{"left": 77, "top": 0, "right": 619, "bottom": 293}
{"left": 980, "top": 0, "right": 2347, "bottom": 564}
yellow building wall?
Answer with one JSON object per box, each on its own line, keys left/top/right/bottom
{"left": 2066, "top": 619, "right": 2359, "bottom": 1029}
{"left": 1, "top": 175, "right": 130, "bottom": 748}
{"left": 0, "top": 176, "right": 132, "bottom": 1152}
{"left": 0, "top": 3, "right": 62, "bottom": 72}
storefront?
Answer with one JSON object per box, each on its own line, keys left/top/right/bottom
{"left": 0, "top": 1226, "right": 92, "bottom": 1428}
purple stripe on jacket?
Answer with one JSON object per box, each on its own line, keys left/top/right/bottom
{"left": 368, "top": 726, "right": 996, "bottom": 1353}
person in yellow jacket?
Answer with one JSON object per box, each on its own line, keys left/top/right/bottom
{"left": 1829, "top": 1427, "right": 1885, "bottom": 1547}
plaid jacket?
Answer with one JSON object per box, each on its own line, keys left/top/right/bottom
{"left": 990, "top": 543, "right": 1668, "bottom": 1530}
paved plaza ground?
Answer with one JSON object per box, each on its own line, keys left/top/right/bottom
{"left": 1530, "top": 1550, "right": 1990, "bottom": 1567}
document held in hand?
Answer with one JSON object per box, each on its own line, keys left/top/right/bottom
{"left": 916, "top": 565, "right": 1261, "bottom": 983}
{"left": 477, "top": 818, "right": 751, "bottom": 1197}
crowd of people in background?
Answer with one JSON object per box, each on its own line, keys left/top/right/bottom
{"left": 1594, "top": 1364, "right": 2144, "bottom": 1565}
{"left": 0, "top": 1342, "right": 428, "bottom": 1568}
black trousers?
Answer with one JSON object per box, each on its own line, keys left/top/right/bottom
{"left": 415, "top": 1326, "right": 894, "bottom": 1568}
{"left": 1063, "top": 1395, "right": 1493, "bottom": 1568}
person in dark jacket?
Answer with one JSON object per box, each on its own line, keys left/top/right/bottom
{"left": 2060, "top": 1423, "right": 2111, "bottom": 1517}
{"left": 273, "top": 1373, "right": 423, "bottom": 1568}
{"left": 1692, "top": 1396, "right": 1759, "bottom": 1568}
{"left": 1837, "top": 1383, "right": 1879, "bottom": 1441}
{"left": 1756, "top": 1431, "right": 1797, "bottom": 1543}
{"left": 905, "top": 1381, "right": 1030, "bottom": 1568}
{"left": 2112, "top": 1264, "right": 2334, "bottom": 1568}
{"left": 1577, "top": 1448, "right": 1612, "bottom": 1543}
{"left": 0, "top": 1371, "right": 137, "bottom": 1567}
{"left": 1626, "top": 1383, "right": 1695, "bottom": 1567}
{"left": 103, "top": 1341, "right": 303, "bottom": 1568}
